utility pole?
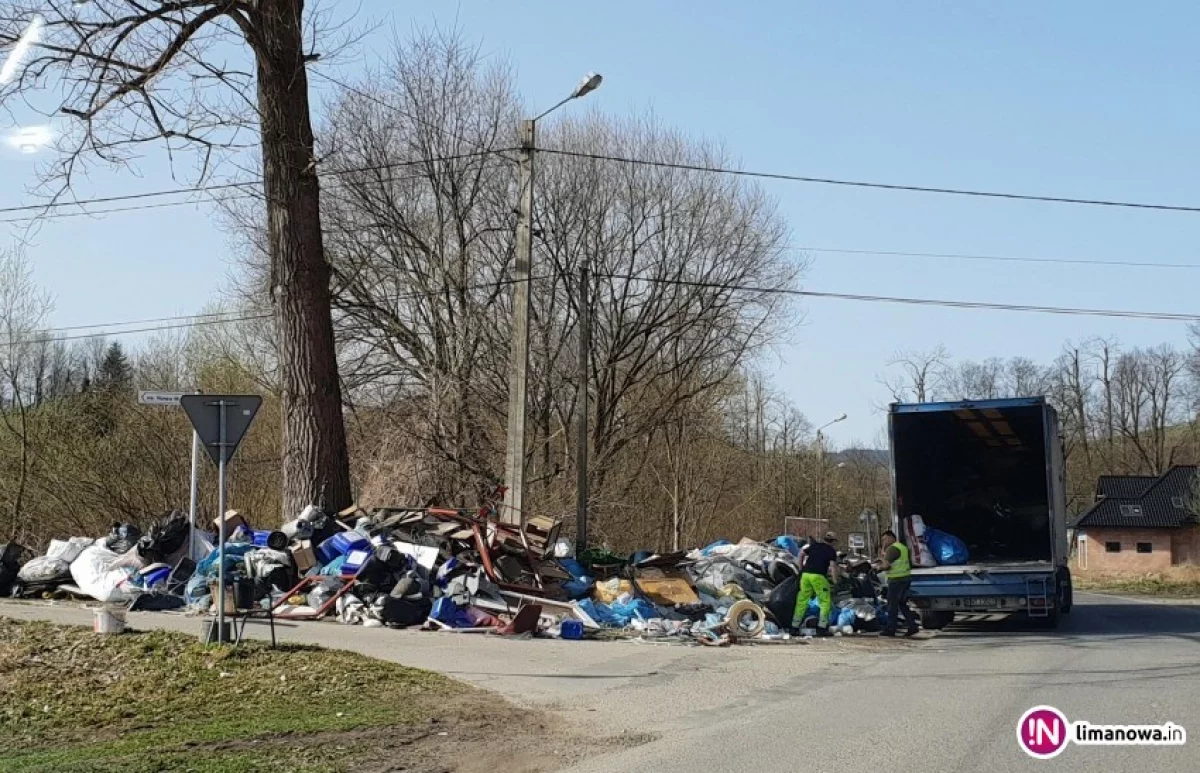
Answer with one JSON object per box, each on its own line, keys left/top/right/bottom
{"left": 502, "top": 72, "right": 603, "bottom": 528}
{"left": 576, "top": 261, "right": 590, "bottom": 553}
{"left": 502, "top": 118, "right": 536, "bottom": 526}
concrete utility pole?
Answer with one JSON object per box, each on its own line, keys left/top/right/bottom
{"left": 576, "top": 261, "right": 590, "bottom": 552}
{"left": 502, "top": 118, "right": 536, "bottom": 526}
{"left": 502, "top": 72, "right": 603, "bottom": 526}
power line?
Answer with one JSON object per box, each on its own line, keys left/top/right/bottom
{"left": 539, "top": 148, "right": 1200, "bottom": 214}
{"left": 796, "top": 246, "right": 1200, "bottom": 271}
{"left": 1, "top": 276, "right": 541, "bottom": 348}
{"left": 0, "top": 148, "right": 516, "bottom": 220}
{"left": 310, "top": 70, "right": 518, "bottom": 164}
{"left": 0, "top": 161, "right": 514, "bottom": 225}
{"left": 594, "top": 271, "right": 1200, "bottom": 322}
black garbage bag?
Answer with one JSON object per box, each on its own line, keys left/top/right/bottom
{"left": 104, "top": 523, "right": 143, "bottom": 555}
{"left": 1, "top": 542, "right": 30, "bottom": 597}
{"left": 380, "top": 596, "right": 432, "bottom": 627}
{"left": 764, "top": 574, "right": 799, "bottom": 626}
{"left": 137, "top": 510, "right": 189, "bottom": 562}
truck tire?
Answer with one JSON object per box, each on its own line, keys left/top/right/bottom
{"left": 1059, "top": 568, "right": 1073, "bottom": 614}
{"left": 921, "top": 611, "right": 954, "bottom": 630}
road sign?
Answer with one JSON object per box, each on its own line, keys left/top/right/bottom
{"left": 138, "top": 390, "right": 185, "bottom": 406}
{"left": 180, "top": 394, "right": 262, "bottom": 465}
{"left": 848, "top": 532, "right": 866, "bottom": 550}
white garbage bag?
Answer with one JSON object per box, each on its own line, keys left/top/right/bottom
{"left": 45, "top": 537, "right": 94, "bottom": 564}
{"left": 69, "top": 545, "right": 137, "bottom": 603}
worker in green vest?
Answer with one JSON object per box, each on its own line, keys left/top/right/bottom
{"left": 877, "top": 529, "right": 919, "bottom": 637}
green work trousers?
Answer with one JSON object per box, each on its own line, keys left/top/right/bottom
{"left": 794, "top": 572, "right": 832, "bottom": 628}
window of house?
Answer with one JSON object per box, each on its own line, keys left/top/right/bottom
{"left": 1105, "top": 541, "right": 1121, "bottom": 553}
{"left": 1172, "top": 496, "right": 1185, "bottom": 509}
{"left": 1119, "top": 504, "right": 1144, "bottom": 517}
{"left": 1137, "top": 542, "right": 1153, "bottom": 554}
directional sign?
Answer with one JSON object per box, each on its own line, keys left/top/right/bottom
{"left": 138, "top": 390, "right": 185, "bottom": 407}
{"left": 180, "top": 394, "right": 262, "bottom": 465}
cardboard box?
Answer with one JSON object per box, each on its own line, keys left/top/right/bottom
{"left": 291, "top": 540, "right": 316, "bottom": 573}
{"left": 214, "top": 509, "right": 249, "bottom": 538}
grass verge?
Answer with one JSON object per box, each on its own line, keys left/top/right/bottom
{"left": 1074, "top": 568, "right": 1200, "bottom": 597}
{"left": 0, "top": 618, "right": 553, "bottom": 773}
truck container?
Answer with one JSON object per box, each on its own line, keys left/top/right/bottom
{"left": 887, "top": 397, "right": 1072, "bottom": 629}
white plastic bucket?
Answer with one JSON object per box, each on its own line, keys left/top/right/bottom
{"left": 93, "top": 606, "right": 127, "bottom": 635}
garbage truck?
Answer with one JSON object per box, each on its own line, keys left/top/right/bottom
{"left": 887, "top": 397, "right": 1072, "bottom": 629}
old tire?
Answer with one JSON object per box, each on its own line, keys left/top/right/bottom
{"left": 725, "top": 599, "right": 766, "bottom": 639}
{"left": 921, "top": 611, "right": 954, "bottom": 630}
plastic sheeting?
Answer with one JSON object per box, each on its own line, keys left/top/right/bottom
{"left": 576, "top": 597, "right": 658, "bottom": 628}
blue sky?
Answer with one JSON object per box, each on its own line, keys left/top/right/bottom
{"left": 3, "top": 1, "right": 1199, "bottom": 446}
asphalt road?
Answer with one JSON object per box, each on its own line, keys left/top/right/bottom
{"left": 2, "top": 593, "right": 1197, "bottom": 772}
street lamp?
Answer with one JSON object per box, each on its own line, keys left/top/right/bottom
{"left": 815, "top": 413, "right": 847, "bottom": 522}
{"left": 503, "top": 72, "right": 603, "bottom": 531}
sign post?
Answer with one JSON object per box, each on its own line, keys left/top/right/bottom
{"left": 180, "top": 395, "right": 262, "bottom": 644}
{"left": 137, "top": 391, "right": 200, "bottom": 560}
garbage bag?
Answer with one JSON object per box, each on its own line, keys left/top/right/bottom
{"left": 576, "top": 597, "right": 657, "bottom": 628}
{"left": 700, "top": 540, "right": 732, "bottom": 556}
{"left": 773, "top": 536, "right": 803, "bottom": 557}
{"left": 69, "top": 545, "right": 137, "bottom": 603}
{"left": 46, "top": 538, "right": 94, "bottom": 564}
{"left": 689, "top": 557, "right": 764, "bottom": 597}
{"left": 17, "top": 556, "right": 72, "bottom": 584}
{"left": 764, "top": 575, "right": 799, "bottom": 625}
{"left": 103, "top": 523, "right": 143, "bottom": 555}
{"left": 380, "top": 595, "right": 431, "bottom": 627}
{"left": 837, "top": 607, "right": 856, "bottom": 627}
{"left": 925, "top": 528, "right": 969, "bottom": 565}
{"left": 137, "top": 510, "right": 189, "bottom": 560}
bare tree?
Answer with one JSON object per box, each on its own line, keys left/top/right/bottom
{"left": 0, "top": 248, "right": 53, "bottom": 538}
{"left": 0, "top": 1, "right": 352, "bottom": 517}
{"left": 880, "top": 345, "right": 950, "bottom": 403}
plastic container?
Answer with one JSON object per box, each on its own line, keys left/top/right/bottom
{"left": 252, "top": 530, "right": 289, "bottom": 551}
{"left": 93, "top": 606, "right": 126, "bottom": 635}
{"left": 560, "top": 619, "right": 585, "bottom": 640}
{"left": 317, "top": 532, "right": 370, "bottom": 565}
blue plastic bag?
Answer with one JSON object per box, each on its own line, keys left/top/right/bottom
{"left": 701, "top": 540, "right": 732, "bottom": 556}
{"left": 773, "top": 536, "right": 802, "bottom": 557}
{"left": 577, "top": 597, "right": 657, "bottom": 628}
{"left": 926, "top": 528, "right": 969, "bottom": 565}
{"left": 837, "top": 607, "right": 855, "bottom": 627}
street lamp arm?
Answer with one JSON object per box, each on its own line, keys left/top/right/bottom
{"left": 533, "top": 95, "right": 575, "bottom": 123}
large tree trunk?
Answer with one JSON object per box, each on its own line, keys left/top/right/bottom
{"left": 255, "top": 1, "right": 352, "bottom": 517}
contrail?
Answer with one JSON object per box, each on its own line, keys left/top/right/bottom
{"left": 0, "top": 16, "right": 43, "bottom": 86}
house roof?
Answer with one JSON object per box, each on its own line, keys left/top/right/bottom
{"left": 1074, "top": 466, "right": 1200, "bottom": 529}
{"left": 1096, "top": 475, "right": 1156, "bottom": 499}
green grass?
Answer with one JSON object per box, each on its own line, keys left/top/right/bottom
{"left": 0, "top": 619, "right": 466, "bottom": 773}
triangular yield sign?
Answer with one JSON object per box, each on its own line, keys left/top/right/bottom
{"left": 180, "top": 394, "right": 263, "bottom": 465}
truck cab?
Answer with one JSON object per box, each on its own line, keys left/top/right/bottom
{"left": 888, "top": 397, "right": 1072, "bottom": 629}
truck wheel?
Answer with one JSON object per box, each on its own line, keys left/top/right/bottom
{"left": 1059, "top": 568, "right": 1073, "bottom": 614}
{"left": 921, "top": 611, "right": 953, "bottom": 630}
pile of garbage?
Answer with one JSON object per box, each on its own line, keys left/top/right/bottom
{"left": 0, "top": 492, "right": 898, "bottom": 645}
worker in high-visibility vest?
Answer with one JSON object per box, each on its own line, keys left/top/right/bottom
{"left": 877, "top": 529, "right": 920, "bottom": 637}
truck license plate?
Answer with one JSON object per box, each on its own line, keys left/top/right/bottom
{"left": 966, "top": 598, "right": 997, "bottom": 607}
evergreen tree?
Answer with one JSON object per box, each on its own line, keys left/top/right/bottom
{"left": 96, "top": 343, "right": 132, "bottom": 392}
